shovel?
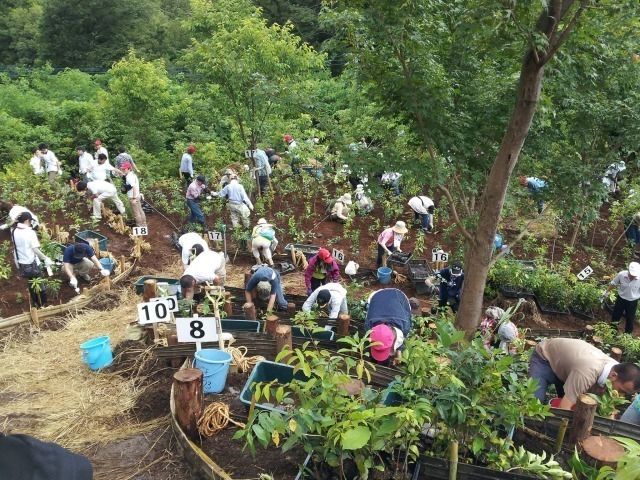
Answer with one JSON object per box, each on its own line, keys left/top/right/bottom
{"left": 222, "top": 224, "right": 230, "bottom": 263}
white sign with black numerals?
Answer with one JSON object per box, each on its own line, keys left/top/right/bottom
{"left": 137, "top": 300, "right": 172, "bottom": 325}
{"left": 208, "top": 231, "right": 223, "bottom": 241}
{"left": 332, "top": 248, "right": 345, "bottom": 264}
{"left": 577, "top": 265, "right": 594, "bottom": 281}
{"left": 150, "top": 295, "right": 179, "bottom": 312}
{"left": 131, "top": 226, "right": 148, "bottom": 236}
{"left": 431, "top": 248, "right": 449, "bottom": 262}
{"left": 176, "top": 316, "right": 218, "bottom": 343}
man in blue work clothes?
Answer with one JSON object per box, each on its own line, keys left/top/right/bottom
{"left": 520, "top": 176, "right": 547, "bottom": 214}
{"left": 435, "top": 261, "right": 465, "bottom": 313}
{"left": 364, "top": 288, "right": 412, "bottom": 366}
{"left": 245, "top": 266, "right": 288, "bottom": 312}
{"left": 214, "top": 173, "right": 253, "bottom": 228}
{"left": 186, "top": 175, "right": 208, "bottom": 230}
{"left": 252, "top": 147, "right": 272, "bottom": 195}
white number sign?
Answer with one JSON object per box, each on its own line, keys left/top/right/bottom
{"left": 577, "top": 265, "right": 593, "bottom": 281}
{"left": 132, "top": 226, "right": 148, "bottom": 236}
{"left": 431, "top": 248, "right": 449, "bottom": 262}
{"left": 208, "top": 231, "right": 223, "bottom": 241}
{"left": 176, "top": 316, "right": 219, "bottom": 343}
{"left": 332, "top": 248, "right": 345, "bottom": 263}
{"left": 244, "top": 149, "right": 256, "bottom": 159}
{"left": 137, "top": 300, "right": 171, "bottom": 325}
{"left": 150, "top": 295, "right": 178, "bottom": 312}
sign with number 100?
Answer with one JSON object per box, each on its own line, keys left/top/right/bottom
{"left": 132, "top": 226, "right": 148, "bottom": 236}
{"left": 175, "top": 317, "right": 219, "bottom": 343}
{"left": 150, "top": 295, "right": 178, "bottom": 312}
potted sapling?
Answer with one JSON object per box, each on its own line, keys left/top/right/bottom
{"left": 570, "top": 281, "right": 601, "bottom": 320}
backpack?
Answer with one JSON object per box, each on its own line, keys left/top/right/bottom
{"left": 121, "top": 177, "right": 132, "bottom": 195}
{"left": 325, "top": 199, "right": 337, "bottom": 215}
{"left": 259, "top": 227, "right": 275, "bottom": 241}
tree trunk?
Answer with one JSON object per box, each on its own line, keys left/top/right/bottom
{"left": 455, "top": 54, "right": 546, "bottom": 338}
{"left": 173, "top": 368, "right": 203, "bottom": 441}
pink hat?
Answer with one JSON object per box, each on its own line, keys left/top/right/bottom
{"left": 284, "top": 134, "right": 292, "bottom": 142}
{"left": 121, "top": 162, "right": 132, "bottom": 170}
{"left": 370, "top": 324, "right": 395, "bottom": 362}
{"left": 94, "top": 140, "right": 102, "bottom": 146}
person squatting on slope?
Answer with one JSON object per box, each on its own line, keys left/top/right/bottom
{"left": 304, "top": 248, "right": 340, "bottom": 295}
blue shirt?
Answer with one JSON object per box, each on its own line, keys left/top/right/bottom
{"left": 364, "top": 289, "right": 412, "bottom": 342}
{"left": 63, "top": 245, "right": 95, "bottom": 264}
{"left": 253, "top": 150, "right": 271, "bottom": 177}
{"left": 245, "top": 267, "right": 280, "bottom": 293}
{"left": 216, "top": 182, "right": 253, "bottom": 209}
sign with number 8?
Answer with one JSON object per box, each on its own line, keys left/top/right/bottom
{"left": 176, "top": 317, "right": 218, "bottom": 343}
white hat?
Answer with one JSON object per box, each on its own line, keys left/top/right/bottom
{"left": 225, "top": 168, "right": 233, "bottom": 175}
{"left": 630, "top": 262, "right": 640, "bottom": 276}
{"left": 340, "top": 193, "right": 352, "bottom": 205}
{"left": 229, "top": 173, "right": 238, "bottom": 180}
{"left": 391, "top": 221, "right": 408, "bottom": 234}
{"left": 355, "top": 184, "right": 364, "bottom": 192}
{"left": 392, "top": 327, "right": 404, "bottom": 352}
{"left": 257, "top": 218, "right": 268, "bottom": 225}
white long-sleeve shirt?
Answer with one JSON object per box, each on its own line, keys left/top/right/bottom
{"left": 302, "top": 283, "right": 348, "bottom": 319}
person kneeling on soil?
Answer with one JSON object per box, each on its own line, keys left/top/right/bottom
{"left": 63, "top": 243, "right": 110, "bottom": 289}
{"left": 179, "top": 249, "right": 226, "bottom": 300}
{"left": 408, "top": 195, "right": 435, "bottom": 232}
{"left": 178, "top": 232, "right": 209, "bottom": 270}
{"left": 434, "top": 261, "right": 464, "bottom": 313}
{"left": 529, "top": 338, "right": 640, "bottom": 410}
{"left": 364, "top": 289, "right": 412, "bottom": 366}
{"left": 376, "top": 221, "right": 408, "bottom": 267}
{"left": 251, "top": 218, "right": 278, "bottom": 266}
{"left": 354, "top": 184, "right": 373, "bottom": 215}
{"left": 330, "top": 193, "right": 352, "bottom": 223}
{"left": 76, "top": 180, "right": 126, "bottom": 220}
{"left": 304, "top": 248, "right": 340, "bottom": 295}
{"left": 302, "top": 283, "right": 348, "bottom": 319}
{"left": 245, "top": 266, "right": 288, "bottom": 312}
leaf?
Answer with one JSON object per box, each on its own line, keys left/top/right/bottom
{"left": 271, "top": 429, "right": 280, "bottom": 447}
{"left": 342, "top": 426, "right": 371, "bottom": 450}
{"left": 472, "top": 437, "right": 485, "bottom": 456}
{"left": 289, "top": 418, "right": 297, "bottom": 433}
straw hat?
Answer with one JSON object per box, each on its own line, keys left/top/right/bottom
{"left": 391, "top": 221, "right": 408, "bottom": 234}
{"left": 257, "top": 218, "right": 268, "bottom": 226}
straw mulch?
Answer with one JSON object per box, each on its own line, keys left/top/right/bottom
{"left": 0, "top": 288, "right": 166, "bottom": 455}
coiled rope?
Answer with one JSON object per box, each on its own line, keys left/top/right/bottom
{"left": 225, "top": 343, "right": 265, "bottom": 372}
{"left": 197, "top": 402, "right": 246, "bottom": 437}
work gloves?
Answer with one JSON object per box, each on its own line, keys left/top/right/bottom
{"left": 44, "top": 258, "right": 54, "bottom": 267}
{"left": 384, "top": 248, "right": 392, "bottom": 256}
{"left": 69, "top": 278, "right": 78, "bottom": 288}
{"left": 99, "top": 269, "right": 110, "bottom": 277}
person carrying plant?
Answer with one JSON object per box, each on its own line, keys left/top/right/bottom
{"left": 177, "top": 232, "right": 209, "bottom": 270}
{"left": 529, "top": 338, "right": 640, "bottom": 410}
{"left": 602, "top": 262, "right": 640, "bottom": 334}
{"left": 330, "top": 193, "right": 352, "bottom": 223}
{"left": 304, "top": 248, "right": 340, "bottom": 295}
{"left": 179, "top": 145, "right": 195, "bottom": 186}
{"left": 244, "top": 265, "right": 288, "bottom": 312}
{"left": 302, "top": 283, "right": 348, "bottom": 319}
{"left": 213, "top": 173, "right": 253, "bottom": 229}
{"left": 10, "top": 211, "right": 53, "bottom": 308}
{"left": 364, "top": 288, "right": 412, "bottom": 366}
{"left": 179, "top": 249, "right": 226, "bottom": 300}
{"left": 62, "top": 243, "right": 110, "bottom": 289}
{"left": 186, "top": 174, "right": 209, "bottom": 231}
{"left": 408, "top": 195, "right": 435, "bottom": 232}
{"left": 120, "top": 162, "right": 147, "bottom": 227}
{"left": 519, "top": 176, "right": 547, "bottom": 214}
{"left": 76, "top": 180, "right": 126, "bottom": 220}
{"left": 434, "top": 261, "right": 465, "bottom": 313}
{"left": 251, "top": 218, "right": 277, "bottom": 266}
{"left": 376, "top": 221, "right": 408, "bottom": 267}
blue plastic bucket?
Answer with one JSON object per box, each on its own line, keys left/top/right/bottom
{"left": 494, "top": 234, "right": 503, "bottom": 249}
{"left": 377, "top": 267, "right": 392, "bottom": 285}
{"left": 81, "top": 336, "right": 113, "bottom": 370}
{"left": 100, "top": 257, "right": 115, "bottom": 273}
{"left": 194, "top": 349, "right": 232, "bottom": 394}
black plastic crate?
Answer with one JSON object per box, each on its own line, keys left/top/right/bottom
{"left": 408, "top": 259, "right": 433, "bottom": 281}
{"left": 386, "top": 251, "right": 413, "bottom": 266}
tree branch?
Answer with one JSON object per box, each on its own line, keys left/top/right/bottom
{"left": 436, "top": 184, "right": 474, "bottom": 242}
{"left": 542, "top": 1, "right": 590, "bottom": 65}
{"left": 452, "top": 175, "right": 472, "bottom": 217}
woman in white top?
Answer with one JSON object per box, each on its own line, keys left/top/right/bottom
{"left": 29, "top": 148, "right": 43, "bottom": 175}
